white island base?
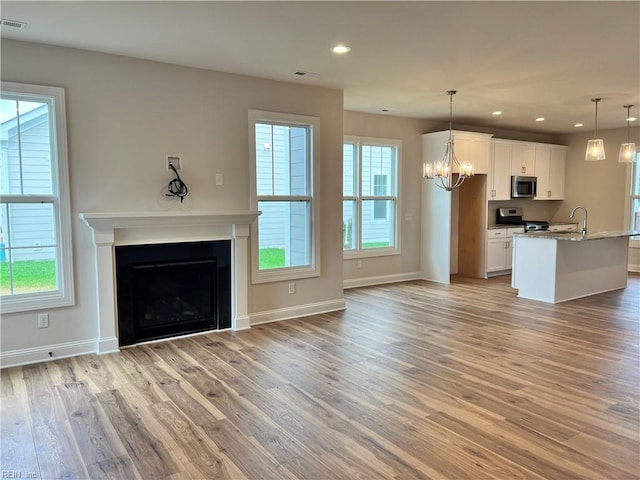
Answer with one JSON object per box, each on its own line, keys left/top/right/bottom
{"left": 511, "top": 233, "right": 631, "bottom": 303}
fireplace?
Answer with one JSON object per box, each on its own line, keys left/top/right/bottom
{"left": 115, "top": 241, "right": 231, "bottom": 346}
{"left": 80, "top": 211, "right": 259, "bottom": 354}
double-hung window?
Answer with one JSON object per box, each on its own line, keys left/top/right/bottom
{"left": 629, "top": 155, "right": 640, "bottom": 239}
{"left": 343, "top": 136, "right": 400, "bottom": 257}
{"left": 249, "top": 110, "right": 320, "bottom": 283}
{"left": 0, "top": 82, "right": 74, "bottom": 313}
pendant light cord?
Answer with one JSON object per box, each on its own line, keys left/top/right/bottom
{"left": 447, "top": 90, "right": 456, "bottom": 141}
{"left": 594, "top": 99, "right": 599, "bottom": 138}
{"left": 592, "top": 98, "right": 602, "bottom": 138}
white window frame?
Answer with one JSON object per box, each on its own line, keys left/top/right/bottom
{"left": 343, "top": 135, "right": 401, "bottom": 259}
{"left": 248, "top": 109, "right": 320, "bottom": 284}
{"left": 0, "top": 82, "right": 74, "bottom": 313}
{"left": 626, "top": 153, "right": 640, "bottom": 248}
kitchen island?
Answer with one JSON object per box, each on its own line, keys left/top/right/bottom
{"left": 511, "top": 230, "right": 639, "bottom": 303}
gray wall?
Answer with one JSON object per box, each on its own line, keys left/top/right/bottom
{"left": 559, "top": 127, "right": 640, "bottom": 269}
{"left": 343, "top": 111, "right": 435, "bottom": 281}
{"left": 1, "top": 39, "right": 344, "bottom": 353}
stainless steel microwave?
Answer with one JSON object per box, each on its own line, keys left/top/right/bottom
{"left": 511, "top": 176, "right": 537, "bottom": 198}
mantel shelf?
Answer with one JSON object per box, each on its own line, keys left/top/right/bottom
{"left": 80, "top": 210, "right": 261, "bottom": 231}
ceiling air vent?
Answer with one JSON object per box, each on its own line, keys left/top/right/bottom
{"left": 1, "top": 18, "right": 27, "bottom": 30}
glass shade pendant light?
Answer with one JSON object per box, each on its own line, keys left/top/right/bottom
{"left": 618, "top": 105, "right": 637, "bottom": 163}
{"left": 423, "top": 90, "right": 473, "bottom": 191}
{"left": 585, "top": 98, "right": 606, "bottom": 161}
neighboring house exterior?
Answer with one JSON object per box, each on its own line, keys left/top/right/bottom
{"left": 0, "top": 103, "right": 55, "bottom": 262}
{"left": 254, "top": 123, "right": 309, "bottom": 265}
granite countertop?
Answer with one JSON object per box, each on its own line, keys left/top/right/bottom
{"left": 513, "top": 230, "right": 640, "bottom": 241}
{"left": 488, "top": 222, "right": 578, "bottom": 230}
{"left": 488, "top": 225, "right": 525, "bottom": 230}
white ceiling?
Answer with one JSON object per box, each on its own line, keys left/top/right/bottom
{"left": 1, "top": 1, "right": 639, "bottom": 134}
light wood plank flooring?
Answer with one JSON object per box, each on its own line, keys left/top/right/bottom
{"left": 2, "top": 275, "right": 639, "bottom": 479}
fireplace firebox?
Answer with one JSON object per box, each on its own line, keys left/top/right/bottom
{"left": 115, "top": 241, "right": 231, "bottom": 346}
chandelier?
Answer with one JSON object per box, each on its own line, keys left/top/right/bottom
{"left": 423, "top": 90, "right": 474, "bottom": 191}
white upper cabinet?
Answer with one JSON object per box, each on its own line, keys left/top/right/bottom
{"left": 534, "top": 145, "right": 567, "bottom": 200}
{"left": 454, "top": 132, "right": 491, "bottom": 174}
{"left": 422, "top": 130, "right": 492, "bottom": 175}
{"left": 488, "top": 140, "right": 512, "bottom": 201}
{"left": 488, "top": 139, "right": 567, "bottom": 202}
{"left": 511, "top": 143, "right": 535, "bottom": 176}
{"left": 548, "top": 146, "right": 567, "bottom": 200}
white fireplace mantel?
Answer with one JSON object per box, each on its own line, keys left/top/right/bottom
{"left": 81, "top": 210, "right": 260, "bottom": 231}
{"left": 80, "top": 210, "right": 260, "bottom": 354}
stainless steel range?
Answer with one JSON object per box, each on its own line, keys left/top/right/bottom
{"left": 496, "top": 207, "right": 549, "bottom": 232}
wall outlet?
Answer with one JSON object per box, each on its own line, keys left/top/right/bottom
{"left": 356, "top": 260, "right": 362, "bottom": 268}
{"left": 215, "top": 173, "right": 224, "bottom": 186}
{"left": 38, "top": 313, "right": 49, "bottom": 328}
{"left": 167, "top": 155, "right": 182, "bottom": 171}
{"left": 288, "top": 282, "right": 296, "bottom": 294}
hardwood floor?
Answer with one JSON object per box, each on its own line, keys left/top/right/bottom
{"left": 2, "top": 275, "right": 639, "bottom": 479}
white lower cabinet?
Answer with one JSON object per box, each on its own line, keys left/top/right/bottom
{"left": 487, "top": 227, "right": 524, "bottom": 274}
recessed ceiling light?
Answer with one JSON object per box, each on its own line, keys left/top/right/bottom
{"left": 535, "top": 117, "right": 545, "bottom": 122}
{"left": 574, "top": 123, "right": 584, "bottom": 128}
{"left": 492, "top": 111, "right": 502, "bottom": 116}
{"left": 331, "top": 44, "right": 351, "bottom": 54}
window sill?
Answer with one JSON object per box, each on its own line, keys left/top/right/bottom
{"left": 343, "top": 247, "right": 400, "bottom": 260}
{"left": 251, "top": 265, "right": 320, "bottom": 284}
{"left": 0, "top": 291, "right": 75, "bottom": 315}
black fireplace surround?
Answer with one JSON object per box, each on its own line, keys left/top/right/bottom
{"left": 115, "top": 240, "right": 231, "bottom": 346}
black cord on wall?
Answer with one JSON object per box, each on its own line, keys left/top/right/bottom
{"left": 166, "top": 164, "right": 189, "bottom": 203}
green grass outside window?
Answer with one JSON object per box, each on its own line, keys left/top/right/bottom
{"left": 0, "top": 260, "right": 57, "bottom": 294}
{"left": 259, "top": 248, "right": 285, "bottom": 270}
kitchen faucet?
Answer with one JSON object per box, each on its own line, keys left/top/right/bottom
{"left": 570, "top": 206, "right": 588, "bottom": 234}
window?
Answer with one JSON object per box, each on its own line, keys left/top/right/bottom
{"left": 630, "top": 154, "right": 640, "bottom": 233}
{"left": 249, "top": 110, "right": 320, "bottom": 283}
{"left": 343, "top": 136, "right": 400, "bottom": 257}
{"left": 0, "top": 82, "right": 74, "bottom": 313}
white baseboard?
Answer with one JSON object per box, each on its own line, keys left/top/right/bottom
{"left": 629, "top": 264, "right": 640, "bottom": 273}
{"left": 249, "top": 298, "right": 346, "bottom": 326}
{"left": 98, "top": 336, "right": 119, "bottom": 355}
{"left": 1, "top": 339, "right": 96, "bottom": 369}
{"left": 343, "top": 271, "right": 421, "bottom": 289}
{"left": 233, "top": 314, "right": 251, "bottom": 331}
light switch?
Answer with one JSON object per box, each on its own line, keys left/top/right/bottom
{"left": 215, "top": 173, "right": 224, "bottom": 186}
